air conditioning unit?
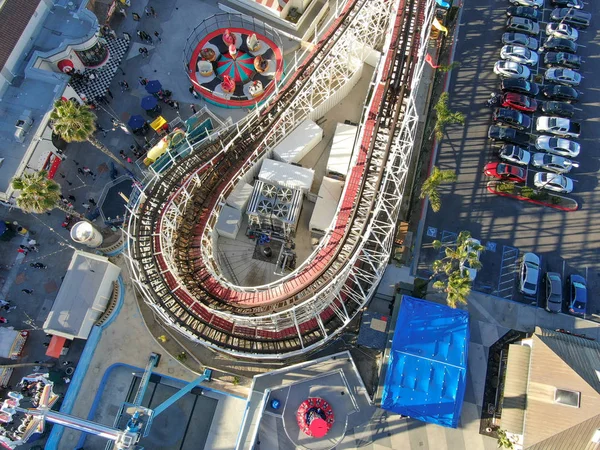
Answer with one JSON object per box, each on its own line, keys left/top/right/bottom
{"left": 257, "top": 200, "right": 273, "bottom": 215}
{"left": 262, "top": 184, "right": 277, "bottom": 198}
{"left": 277, "top": 188, "right": 293, "bottom": 203}
{"left": 273, "top": 203, "right": 289, "bottom": 218}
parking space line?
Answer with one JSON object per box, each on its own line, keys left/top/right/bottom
{"left": 496, "top": 245, "right": 520, "bottom": 299}
{"left": 438, "top": 230, "right": 458, "bottom": 259}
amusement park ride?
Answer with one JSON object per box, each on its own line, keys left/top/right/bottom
{"left": 0, "top": 354, "right": 212, "bottom": 449}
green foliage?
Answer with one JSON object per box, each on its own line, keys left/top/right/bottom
{"left": 496, "top": 429, "right": 515, "bottom": 449}
{"left": 551, "top": 196, "right": 561, "bottom": 205}
{"left": 430, "top": 231, "right": 484, "bottom": 308}
{"left": 233, "top": 376, "right": 240, "bottom": 385}
{"left": 437, "top": 61, "right": 460, "bottom": 73}
{"left": 496, "top": 182, "right": 515, "bottom": 193}
{"left": 11, "top": 171, "right": 61, "bottom": 214}
{"left": 175, "top": 352, "right": 187, "bottom": 362}
{"left": 520, "top": 186, "right": 534, "bottom": 198}
{"left": 420, "top": 166, "right": 458, "bottom": 212}
{"left": 434, "top": 92, "right": 465, "bottom": 140}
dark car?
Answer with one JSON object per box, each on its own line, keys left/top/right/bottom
{"left": 501, "top": 78, "right": 540, "bottom": 96}
{"left": 567, "top": 274, "right": 587, "bottom": 316}
{"left": 542, "top": 84, "right": 580, "bottom": 102}
{"left": 550, "top": 8, "right": 591, "bottom": 29}
{"left": 544, "top": 52, "right": 582, "bottom": 70}
{"left": 551, "top": 0, "right": 584, "bottom": 9}
{"left": 544, "top": 272, "right": 563, "bottom": 313}
{"left": 507, "top": 6, "right": 541, "bottom": 21}
{"left": 542, "top": 37, "right": 578, "bottom": 54}
{"left": 492, "top": 108, "right": 532, "bottom": 130}
{"left": 540, "top": 101, "right": 575, "bottom": 118}
{"left": 488, "top": 125, "right": 531, "bottom": 146}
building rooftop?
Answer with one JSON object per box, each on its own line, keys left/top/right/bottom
{"left": 0, "top": 0, "right": 41, "bottom": 70}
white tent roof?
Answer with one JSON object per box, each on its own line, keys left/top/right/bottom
{"left": 43, "top": 251, "right": 121, "bottom": 340}
{"left": 327, "top": 123, "right": 357, "bottom": 178}
{"left": 272, "top": 119, "right": 323, "bottom": 164}
{"left": 309, "top": 177, "right": 345, "bottom": 233}
{"left": 258, "top": 159, "right": 314, "bottom": 193}
{"left": 0, "top": 328, "right": 19, "bottom": 358}
{"left": 226, "top": 181, "right": 254, "bottom": 211}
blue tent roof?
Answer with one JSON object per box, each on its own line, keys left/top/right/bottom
{"left": 381, "top": 296, "right": 469, "bottom": 428}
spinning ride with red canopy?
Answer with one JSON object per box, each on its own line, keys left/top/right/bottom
{"left": 296, "top": 397, "right": 335, "bottom": 438}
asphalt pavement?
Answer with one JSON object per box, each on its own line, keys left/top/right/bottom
{"left": 417, "top": 0, "right": 600, "bottom": 315}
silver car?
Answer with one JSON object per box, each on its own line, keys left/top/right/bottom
{"left": 519, "top": 252, "right": 540, "bottom": 296}
{"left": 502, "top": 32, "right": 539, "bottom": 50}
{"left": 545, "top": 272, "right": 563, "bottom": 313}
{"left": 500, "top": 45, "right": 539, "bottom": 66}
{"left": 544, "top": 68, "right": 582, "bottom": 87}
{"left": 532, "top": 153, "right": 577, "bottom": 173}
{"left": 494, "top": 61, "right": 531, "bottom": 79}
{"left": 535, "top": 136, "right": 580, "bottom": 158}
{"left": 510, "top": 0, "right": 543, "bottom": 8}
{"left": 534, "top": 172, "right": 574, "bottom": 193}
{"left": 546, "top": 23, "right": 579, "bottom": 41}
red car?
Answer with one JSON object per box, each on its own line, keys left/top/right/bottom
{"left": 502, "top": 93, "right": 538, "bottom": 113}
{"left": 484, "top": 162, "right": 527, "bottom": 182}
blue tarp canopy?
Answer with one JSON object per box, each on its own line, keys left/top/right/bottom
{"left": 381, "top": 296, "right": 469, "bottom": 428}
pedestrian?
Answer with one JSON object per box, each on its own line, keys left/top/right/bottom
{"left": 43, "top": 342, "right": 50, "bottom": 347}
{"left": 127, "top": 157, "right": 133, "bottom": 164}
{"left": 82, "top": 203, "right": 90, "bottom": 209}
{"left": 63, "top": 377, "right": 71, "bottom": 384}
{"left": 139, "top": 77, "right": 148, "bottom": 86}
{"left": 0, "top": 300, "right": 9, "bottom": 306}
{"left": 21, "top": 289, "right": 33, "bottom": 295}
{"left": 145, "top": 33, "right": 153, "bottom": 45}
{"left": 119, "top": 150, "right": 127, "bottom": 160}
{"left": 142, "top": 47, "right": 149, "bottom": 56}
{"left": 62, "top": 361, "right": 72, "bottom": 366}
{"left": 82, "top": 167, "right": 95, "bottom": 177}
{"left": 96, "top": 125, "right": 107, "bottom": 138}
{"left": 132, "top": 12, "right": 140, "bottom": 21}
{"left": 154, "top": 31, "right": 162, "bottom": 42}
{"left": 123, "top": 31, "right": 131, "bottom": 40}
{"left": 78, "top": 167, "right": 85, "bottom": 175}
{"left": 66, "top": 180, "right": 73, "bottom": 186}
{"left": 136, "top": 30, "right": 143, "bottom": 40}
{"left": 17, "top": 248, "right": 27, "bottom": 256}
{"left": 68, "top": 195, "right": 76, "bottom": 202}
{"left": 150, "top": 6, "right": 157, "bottom": 17}
{"left": 2, "top": 305, "right": 16, "bottom": 312}
{"left": 173, "top": 101, "right": 179, "bottom": 111}
{"left": 30, "top": 263, "right": 47, "bottom": 269}
{"left": 144, "top": 6, "right": 151, "bottom": 16}
{"left": 106, "top": 88, "right": 114, "bottom": 99}
{"left": 189, "top": 85, "right": 199, "bottom": 99}
{"left": 0, "top": 317, "right": 8, "bottom": 324}
{"left": 167, "top": 99, "right": 175, "bottom": 108}
{"left": 138, "top": 47, "right": 145, "bottom": 58}
{"left": 190, "top": 104, "right": 197, "bottom": 114}
{"left": 89, "top": 198, "right": 97, "bottom": 206}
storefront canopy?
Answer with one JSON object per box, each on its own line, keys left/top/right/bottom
{"left": 45, "top": 335, "right": 66, "bottom": 358}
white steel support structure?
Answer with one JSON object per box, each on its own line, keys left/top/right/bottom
{"left": 124, "top": 0, "right": 439, "bottom": 359}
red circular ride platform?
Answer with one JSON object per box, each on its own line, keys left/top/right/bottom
{"left": 296, "top": 397, "right": 335, "bottom": 438}
{"left": 188, "top": 27, "right": 284, "bottom": 109}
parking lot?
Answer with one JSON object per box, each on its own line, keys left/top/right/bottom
{"left": 417, "top": 0, "right": 600, "bottom": 314}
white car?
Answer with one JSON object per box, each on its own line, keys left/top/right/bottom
{"left": 510, "top": 0, "right": 543, "bottom": 8}
{"left": 494, "top": 61, "right": 531, "bottom": 79}
{"left": 502, "top": 33, "right": 539, "bottom": 50}
{"left": 546, "top": 23, "right": 579, "bottom": 41}
{"left": 460, "top": 238, "right": 482, "bottom": 281}
{"left": 535, "top": 136, "right": 580, "bottom": 157}
{"left": 544, "top": 68, "right": 582, "bottom": 87}
{"left": 500, "top": 45, "right": 539, "bottom": 66}
{"left": 519, "top": 252, "right": 541, "bottom": 296}
{"left": 499, "top": 145, "right": 531, "bottom": 165}
{"left": 534, "top": 172, "right": 574, "bottom": 193}
{"left": 532, "top": 153, "right": 577, "bottom": 173}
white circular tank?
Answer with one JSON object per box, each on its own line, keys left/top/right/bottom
{"left": 70, "top": 221, "right": 103, "bottom": 248}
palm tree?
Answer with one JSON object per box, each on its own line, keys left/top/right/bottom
{"left": 50, "top": 99, "right": 126, "bottom": 168}
{"left": 431, "top": 231, "right": 484, "bottom": 308}
{"left": 496, "top": 429, "right": 515, "bottom": 449}
{"left": 420, "top": 166, "right": 457, "bottom": 212}
{"left": 11, "top": 171, "right": 84, "bottom": 219}
{"left": 434, "top": 92, "right": 465, "bottom": 139}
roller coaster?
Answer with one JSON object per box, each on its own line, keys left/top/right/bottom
{"left": 125, "top": 0, "right": 439, "bottom": 359}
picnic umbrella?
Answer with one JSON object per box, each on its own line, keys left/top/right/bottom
{"left": 145, "top": 80, "right": 162, "bottom": 94}
{"left": 141, "top": 95, "right": 158, "bottom": 110}
{"left": 127, "top": 114, "right": 146, "bottom": 130}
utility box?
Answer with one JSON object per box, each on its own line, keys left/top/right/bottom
{"left": 14, "top": 110, "right": 34, "bottom": 143}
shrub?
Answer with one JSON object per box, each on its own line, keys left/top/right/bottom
{"left": 520, "top": 186, "right": 534, "bottom": 198}
{"left": 496, "top": 182, "right": 515, "bottom": 193}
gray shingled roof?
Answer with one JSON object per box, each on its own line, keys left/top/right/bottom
{"left": 537, "top": 328, "right": 600, "bottom": 395}
{"left": 0, "top": 0, "right": 41, "bottom": 70}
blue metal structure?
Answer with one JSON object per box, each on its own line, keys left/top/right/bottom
{"left": 381, "top": 296, "right": 469, "bottom": 428}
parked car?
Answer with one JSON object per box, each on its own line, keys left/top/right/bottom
{"left": 499, "top": 145, "right": 531, "bottom": 165}
{"left": 545, "top": 22, "right": 579, "bottom": 41}
{"left": 502, "top": 93, "right": 538, "bottom": 112}
{"left": 536, "top": 116, "right": 581, "bottom": 138}
{"left": 534, "top": 172, "right": 574, "bottom": 193}
{"left": 566, "top": 274, "right": 587, "bottom": 315}
{"left": 460, "top": 238, "right": 482, "bottom": 281}
{"left": 509, "top": 0, "right": 543, "bottom": 8}
{"left": 494, "top": 61, "right": 531, "bottom": 79}
{"left": 551, "top": 0, "right": 584, "bottom": 9}
{"left": 507, "top": 6, "right": 542, "bottom": 21}
{"left": 502, "top": 32, "right": 539, "bottom": 50}
{"left": 544, "top": 272, "right": 563, "bottom": 313}
{"left": 506, "top": 17, "right": 540, "bottom": 36}
{"left": 544, "top": 52, "right": 582, "bottom": 70}
{"left": 544, "top": 68, "right": 581, "bottom": 86}
{"left": 501, "top": 45, "right": 539, "bottom": 65}
{"left": 541, "top": 84, "right": 579, "bottom": 102}
{"left": 488, "top": 125, "right": 531, "bottom": 146}
{"left": 484, "top": 162, "right": 527, "bottom": 182}
{"left": 535, "top": 136, "right": 580, "bottom": 157}
{"left": 542, "top": 37, "right": 578, "bottom": 54}
{"left": 532, "top": 153, "right": 577, "bottom": 173}
{"left": 540, "top": 101, "right": 575, "bottom": 118}
{"left": 550, "top": 8, "right": 591, "bottom": 29}
{"left": 493, "top": 108, "right": 532, "bottom": 130}
{"left": 502, "top": 78, "right": 540, "bottom": 97}
{"left": 519, "top": 252, "right": 540, "bottom": 296}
